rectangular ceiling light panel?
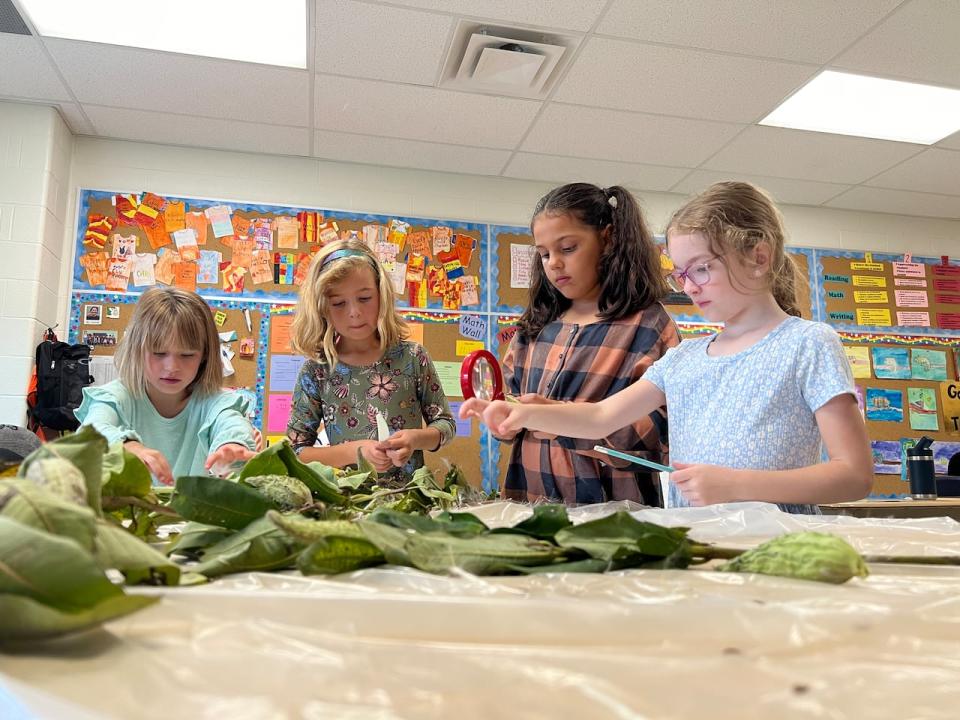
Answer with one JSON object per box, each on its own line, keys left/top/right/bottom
{"left": 761, "top": 70, "right": 960, "bottom": 145}
{"left": 19, "top": 0, "right": 307, "bottom": 68}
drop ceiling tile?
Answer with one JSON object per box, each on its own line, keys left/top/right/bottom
{"left": 0, "top": 33, "right": 71, "bottom": 101}
{"left": 521, "top": 104, "right": 743, "bottom": 167}
{"left": 54, "top": 103, "right": 94, "bottom": 135}
{"left": 866, "top": 148, "right": 960, "bottom": 195}
{"left": 503, "top": 152, "right": 688, "bottom": 192}
{"left": 833, "top": 0, "right": 960, "bottom": 88}
{"left": 314, "top": 75, "right": 540, "bottom": 148}
{"left": 937, "top": 130, "right": 960, "bottom": 151}
{"left": 702, "top": 126, "right": 923, "bottom": 184}
{"left": 313, "top": 130, "right": 510, "bottom": 174}
{"left": 84, "top": 105, "right": 311, "bottom": 156}
{"left": 315, "top": 1, "right": 453, "bottom": 85}
{"left": 671, "top": 170, "right": 850, "bottom": 206}
{"left": 554, "top": 38, "right": 816, "bottom": 123}
{"left": 826, "top": 186, "right": 960, "bottom": 219}
{"left": 597, "top": 0, "right": 902, "bottom": 64}
{"left": 373, "top": 0, "right": 607, "bottom": 32}
{"left": 44, "top": 39, "right": 310, "bottom": 126}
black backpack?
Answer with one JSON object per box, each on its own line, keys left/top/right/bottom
{"left": 27, "top": 330, "right": 94, "bottom": 432}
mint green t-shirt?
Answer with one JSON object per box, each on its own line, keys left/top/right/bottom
{"left": 75, "top": 380, "right": 256, "bottom": 480}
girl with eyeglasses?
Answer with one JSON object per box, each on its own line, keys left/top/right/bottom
{"left": 463, "top": 182, "right": 872, "bottom": 513}
{"left": 483, "top": 182, "right": 680, "bottom": 506}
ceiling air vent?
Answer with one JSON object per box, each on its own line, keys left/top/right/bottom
{"left": 439, "top": 21, "right": 580, "bottom": 99}
{"left": 0, "top": 0, "right": 31, "bottom": 35}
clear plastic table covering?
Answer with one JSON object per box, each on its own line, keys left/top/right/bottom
{"left": 3, "top": 501, "right": 960, "bottom": 720}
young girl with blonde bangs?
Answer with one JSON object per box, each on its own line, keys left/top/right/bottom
{"left": 287, "top": 239, "right": 454, "bottom": 481}
{"left": 463, "top": 182, "right": 872, "bottom": 513}
{"left": 75, "top": 287, "right": 258, "bottom": 485}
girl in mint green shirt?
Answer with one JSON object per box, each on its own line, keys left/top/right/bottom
{"left": 76, "top": 287, "right": 257, "bottom": 485}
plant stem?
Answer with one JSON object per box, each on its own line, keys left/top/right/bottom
{"left": 687, "top": 543, "right": 744, "bottom": 560}
{"left": 863, "top": 554, "right": 960, "bottom": 566}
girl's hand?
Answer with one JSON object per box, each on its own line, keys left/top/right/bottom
{"left": 205, "top": 443, "right": 256, "bottom": 474}
{"left": 482, "top": 400, "right": 531, "bottom": 437}
{"left": 379, "top": 430, "right": 415, "bottom": 467}
{"left": 124, "top": 441, "right": 174, "bottom": 486}
{"left": 458, "top": 398, "right": 490, "bottom": 420}
{"left": 516, "top": 394, "right": 560, "bottom": 440}
{"left": 671, "top": 463, "right": 742, "bottom": 506}
{"left": 359, "top": 440, "right": 394, "bottom": 473}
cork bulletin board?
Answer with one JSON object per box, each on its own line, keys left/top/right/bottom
{"left": 818, "top": 250, "right": 960, "bottom": 334}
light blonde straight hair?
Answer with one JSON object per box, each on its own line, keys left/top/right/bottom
{"left": 666, "top": 181, "right": 802, "bottom": 317}
{"left": 291, "top": 239, "right": 407, "bottom": 366}
{"left": 115, "top": 286, "right": 224, "bottom": 398}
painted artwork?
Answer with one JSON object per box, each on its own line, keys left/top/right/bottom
{"left": 871, "top": 347, "right": 911, "bottom": 379}
{"left": 907, "top": 387, "right": 939, "bottom": 431}
{"left": 910, "top": 348, "right": 948, "bottom": 381}
{"left": 865, "top": 387, "right": 903, "bottom": 422}
{"left": 871, "top": 440, "right": 902, "bottom": 475}
{"left": 843, "top": 346, "right": 871, "bottom": 378}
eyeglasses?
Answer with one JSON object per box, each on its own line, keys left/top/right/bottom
{"left": 667, "top": 256, "right": 722, "bottom": 292}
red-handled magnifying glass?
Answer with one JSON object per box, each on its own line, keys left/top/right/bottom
{"left": 460, "top": 349, "right": 509, "bottom": 401}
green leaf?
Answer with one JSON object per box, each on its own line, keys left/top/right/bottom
{"left": 297, "top": 536, "right": 385, "bottom": 575}
{"left": 357, "top": 520, "right": 413, "bottom": 566}
{"left": 410, "top": 466, "right": 440, "bottom": 491}
{"left": 356, "top": 446, "right": 377, "bottom": 476}
{"left": 18, "top": 425, "right": 108, "bottom": 515}
{"left": 93, "top": 520, "right": 181, "bottom": 586}
{"left": 190, "top": 517, "right": 303, "bottom": 578}
{"left": 165, "top": 522, "right": 235, "bottom": 558}
{"left": 432, "top": 510, "right": 489, "bottom": 536}
{"left": 553, "top": 511, "right": 692, "bottom": 564}
{"left": 0, "top": 479, "right": 98, "bottom": 552}
{"left": 336, "top": 472, "right": 372, "bottom": 490}
{"left": 0, "top": 592, "right": 157, "bottom": 644}
{"left": 0, "top": 516, "right": 122, "bottom": 612}
{"left": 239, "top": 441, "right": 345, "bottom": 505}
{"left": 405, "top": 532, "right": 564, "bottom": 575}
{"left": 367, "top": 507, "right": 441, "bottom": 533}
{"left": 495, "top": 504, "right": 571, "bottom": 540}
{"left": 101, "top": 445, "right": 152, "bottom": 499}
{"left": 170, "top": 475, "right": 277, "bottom": 530}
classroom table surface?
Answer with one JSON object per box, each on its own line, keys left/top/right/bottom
{"left": 3, "top": 501, "right": 960, "bottom": 720}
{"left": 820, "top": 497, "right": 960, "bottom": 521}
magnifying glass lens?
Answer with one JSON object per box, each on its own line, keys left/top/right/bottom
{"left": 471, "top": 358, "right": 496, "bottom": 401}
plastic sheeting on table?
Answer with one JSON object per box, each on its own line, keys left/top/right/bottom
{"left": 3, "top": 501, "right": 960, "bottom": 720}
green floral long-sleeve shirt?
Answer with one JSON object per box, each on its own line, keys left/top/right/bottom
{"left": 287, "top": 341, "right": 455, "bottom": 482}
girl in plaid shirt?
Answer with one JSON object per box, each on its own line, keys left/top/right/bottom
{"left": 484, "top": 183, "right": 679, "bottom": 505}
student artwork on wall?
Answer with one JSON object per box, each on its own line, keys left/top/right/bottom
{"left": 907, "top": 387, "right": 939, "bottom": 431}
{"left": 871, "top": 347, "right": 910, "bottom": 379}
{"left": 843, "top": 346, "right": 871, "bottom": 378}
{"left": 865, "top": 387, "right": 904, "bottom": 422}
{"left": 900, "top": 438, "right": 960, "bottom": 480}
{"left": 910, "top": 348, "right": 948, "bottom": 381}
{"left": 72, "top": 190, "right": 488, "bottom": 312}
{"left": 870, "top": 440, "right": 902, "bottom": 475}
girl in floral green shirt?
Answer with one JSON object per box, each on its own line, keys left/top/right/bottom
{"left": 287, "top": 240, "right": 455, "bottom": 482}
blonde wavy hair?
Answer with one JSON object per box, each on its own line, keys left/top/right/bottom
{"left": 666, "top": 181, "right": 801, "bottom": 317}
{"left": 115, "top": 286, "right": 224, "bottom": 398}
{"left": 291, "top": 239, "right": 407, "bottom": 366}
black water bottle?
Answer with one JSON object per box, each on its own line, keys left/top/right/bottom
{"left": 907, "top": 436, "right": 937, "bottom": 500}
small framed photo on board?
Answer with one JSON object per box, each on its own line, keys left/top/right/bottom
{"left": 84, "top": 304, "right": 103, "bottom": 325}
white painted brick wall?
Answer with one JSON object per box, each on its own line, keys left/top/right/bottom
{"left": 0, "top": 102, "right": 73, "bottom": 424}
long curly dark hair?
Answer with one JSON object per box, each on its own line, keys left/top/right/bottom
{"left": 516, "top": 183, "right": 668, "bottom": 340}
